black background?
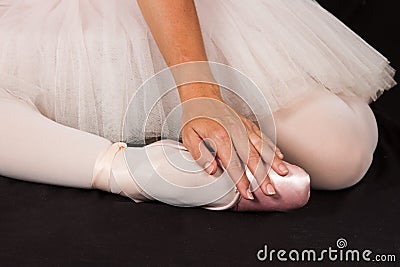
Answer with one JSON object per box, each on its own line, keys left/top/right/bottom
{"left": 0, "top": 0, "right": 399, "bottom": 266}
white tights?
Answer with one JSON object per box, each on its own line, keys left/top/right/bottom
{"left": 0, "top": 86, "right": 378, "bottom": 208}
{"left": 271, "top": 89, "right": 378, "bottom": 190}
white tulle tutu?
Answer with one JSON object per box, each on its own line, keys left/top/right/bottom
{"left": 0, "top": 0, "right": 396, "bottom": 143}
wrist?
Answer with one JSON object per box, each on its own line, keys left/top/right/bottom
{"left": 178, "top": 83, "right": 223, "bottom": 102}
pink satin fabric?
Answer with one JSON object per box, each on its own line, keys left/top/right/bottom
{"left": 91, "top": 139, "right": 311, "bottom": 212}
{"left": 149, "top": 139, "right": 311, "bottom": 211}
{"left": 232, "top": 161, "right": 311, "bottom": 212}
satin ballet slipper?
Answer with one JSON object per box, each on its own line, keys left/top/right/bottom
{"left": 231, "top": 161, "right": 311, "bottom": 212}
{"left": 92, "top": 140, "right": 310, "bottom": 212}
{"left": 137, "top": 139, "right": 241, "bottom": 210}
{"left": 91, "top": 140, "right": 240, "bottom": 210}
{"left": 145, "top": 140, "right": 310, "bottom": 214}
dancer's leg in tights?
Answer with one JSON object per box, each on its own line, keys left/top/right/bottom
{"left": 271, "top": 88, "right": 378, "bottom": 190}
{"left": 0, "top": 88, "right": 310, "bottom": 211}
{"left": 0, "top": 89, "right": 112, "bottom": 189}
{"left": 0, "top": 89, "right": 242, "bottom": 210}
{"left": 234, "top": 87, "right": 379, "bottom": 211}
{"left": 0, "top": 86, "right": 377, "bottom": 211}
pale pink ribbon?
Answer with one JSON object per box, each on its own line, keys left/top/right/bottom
{"left": 91, "top": 142, "right": 127, "bottom": 192}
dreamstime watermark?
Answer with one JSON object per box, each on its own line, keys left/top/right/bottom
{"left": 256, "top": 238, "right": 396, "bottom": 263}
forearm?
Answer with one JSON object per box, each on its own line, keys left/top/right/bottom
{"left": 137, "top": 0, "right": 221, "bottom": 101}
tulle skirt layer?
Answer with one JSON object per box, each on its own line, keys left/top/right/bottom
{"left": 0, "top": 0, "right": 396, "bottom": 143}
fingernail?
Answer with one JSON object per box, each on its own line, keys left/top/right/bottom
{"left": 277, "top": 152, "right": 284, "bottom": 159}
{"left": 279, "top": 163, "right": 289, "bottom": 174}
{"left": 246, "top": 188, "right": 254, "bottom": 200}
{"left": 265, "top": 183, "right": 276, "bottom": 195}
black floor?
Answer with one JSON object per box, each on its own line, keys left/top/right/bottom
{"left": 1, "top": 1, "right": 399, "bottom": 266}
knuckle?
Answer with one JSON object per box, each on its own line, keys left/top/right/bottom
{"left": 238, "top": 176, "right": 250, "bottom": 187}
{"left": 252, "top": 137, "right": 263, "bottom": 150}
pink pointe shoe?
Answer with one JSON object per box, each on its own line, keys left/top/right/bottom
{"left": 144, "top": 139, "right": 311, "bottom": 212}
{"left": 231, "top": 161, "right": 311, "bottom": 212}
{"left": 98, "top": 139, "right": 310, "bottom": 212}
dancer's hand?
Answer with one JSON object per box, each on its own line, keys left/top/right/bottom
{"left": 180, "top": 86, "right": 289, "bottom": 200}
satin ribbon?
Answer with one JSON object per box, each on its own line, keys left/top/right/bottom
{"left": 112, "top": 150, "right": 153, "bottom": 203}
{"left": 91, "top": 142, "right": 127, "bottom": 192}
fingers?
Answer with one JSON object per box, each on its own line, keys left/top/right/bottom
{"left": 246, "top": 120, "right": 289, "bottom": 177}
{"left": 180, "top": 97, "right": 288, "bottom": 200}
{"left": 247, "top": 130, "right": 288, "bottom": 178}
{"left": 182, "top": 128, "right": 219, "bottom": 175}
{"left": 260, "top": 175, "right": 276, "bottom": 196}
{"left": 247, "top": 120, "right": 284, "bottom": 160}
{"left": 236, "top": 173, "right": 253, "bottom": 200}
{"left": 274, "top": 144, "right": 284, "bottom": 160}
{"left": 213, "top": 129, "right": 254, "bottom": 200}
{"left": 239, "top": 140, "right": 273, "bottom": 195}
{"left": 228, "top": 122, "right": 270, "bottom": 192}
